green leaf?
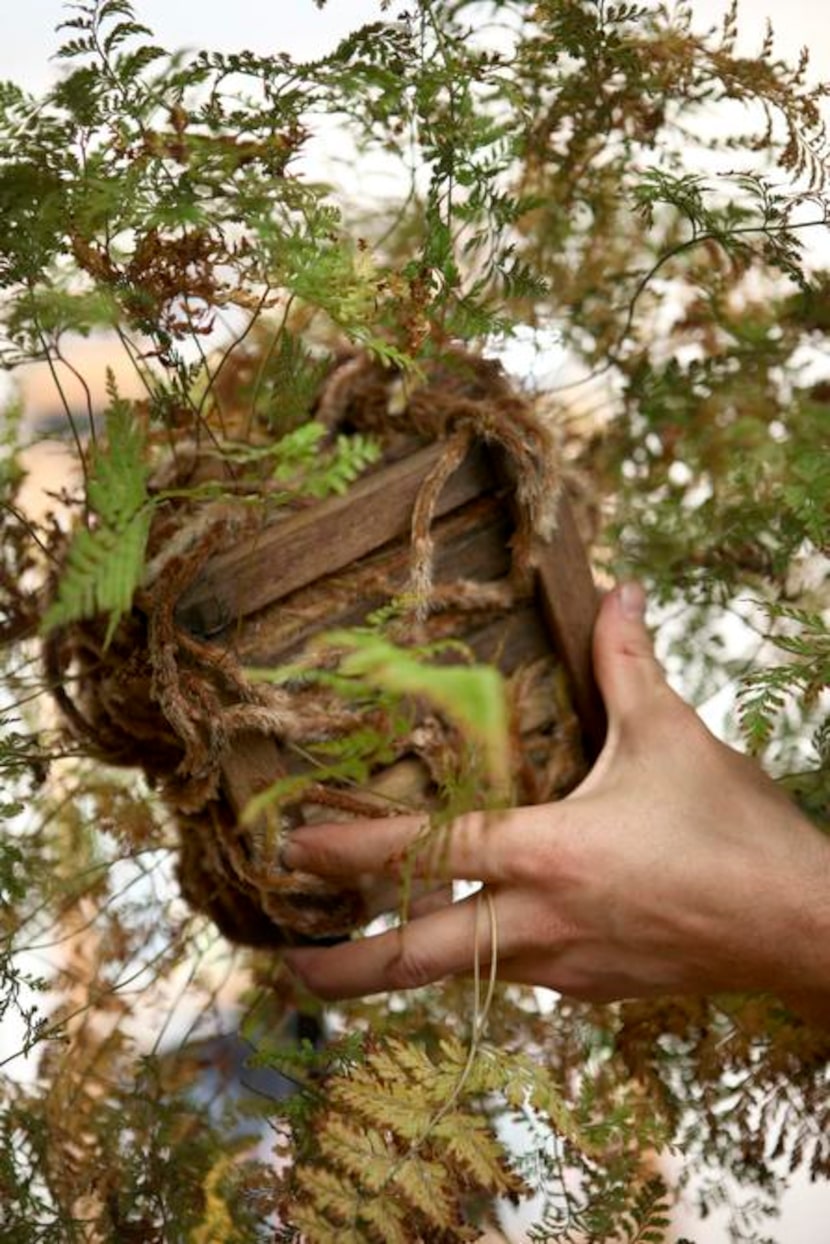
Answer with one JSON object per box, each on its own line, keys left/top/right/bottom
{"left": 42, "top": 388, "right": 151, "bottom": 645}
{"left": 322, "top": 630, "right": 511, "bottom": 791}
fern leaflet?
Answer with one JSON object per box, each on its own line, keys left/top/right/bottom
{"left": 42, "top": 385, "right": 151, "bottom": 645}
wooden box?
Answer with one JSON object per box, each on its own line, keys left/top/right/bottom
{"left": 50, "top": 353, "right": 604, "bottom": 948}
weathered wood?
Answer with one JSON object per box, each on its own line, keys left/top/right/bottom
{"left": 179, "top": 427, "right": 606, "bottom": 947}
{"left": 221, "top": 731, "right": 285, "bottom": 822}
{"left": 235, "top": 493, "right": 514, "bottom": 665}
{"left": 482, "top": 444, "right": 605, "bottom": 761}
{"left": 462, "top": 602, "right": 550, "bottom": 673}
{"left": 534, "top": 495, "right": 606, "bottom": 760}
{"left": 176, "top": 440, "right": 494, "bottom": 637}
{"left": 189, "top": 438, "right": 604, "bottom": 756}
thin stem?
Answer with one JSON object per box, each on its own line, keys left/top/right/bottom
{"left": 549, "top": 213, "right": 830, "bottom": 396}
{"left": 246, "top": 291, "right": 295, "bottom": 441}
{"left": 198, "top": 288, "right": 272, "bottom": 438}
{"left": 0, "top": 500, "right": 61, "bottom": 564}
{"left": 32, "top": 320, "right": 89, "bottom": 490}
{"left": 53, "top": 339, "right": 98, "bottom": 451}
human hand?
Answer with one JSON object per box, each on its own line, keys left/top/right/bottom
{"left": 280, "top": 584, "right": 830, "bottom": 1018}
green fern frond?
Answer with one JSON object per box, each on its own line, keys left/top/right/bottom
{"left": 222, "top": 422, "right": 381, "bottom": 500}
{"left": 42, "top": 388, "right": 151, "bottom": 646}
{"left": 324, "top": 631, "right": 512, "bottom": 793}
{"left": 621, "top": 1177, "right": 674, "bottom": 1244}
{"left": 41, "top": 509, "right": 151, "bottom": 644}
{"left": 738, "top": 603, "right": 830, "bottom": 753}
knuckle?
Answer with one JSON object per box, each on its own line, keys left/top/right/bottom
{"left": 506, "top": 848, "right": 544, "bottom": 886}
{"left": 385, "top": 936, "right": 436, "bottom": 991}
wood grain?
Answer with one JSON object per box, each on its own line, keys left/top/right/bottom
{"left": 483, "top": 445, "right": 606, "bottom": 761}
{"left": 182, "top": 436, "right": 605, "bottom": 761}
{"left": 220, "top": 731, "right": 285, "bottom": 822}
{"left": 176, "top": 440, "right": 493, "bottom": 637}
{"left": 534, "top": 494, "right": 606, "bottom": 760}
{"left": 234, "top": 494, "right": 513, "bottom": 665}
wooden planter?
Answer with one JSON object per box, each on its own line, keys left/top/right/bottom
{"left": 174, "top": 458, "right": 603, "bottom": 947}
{"left": 48, "top": 353, "right": 604, "bottom": 949}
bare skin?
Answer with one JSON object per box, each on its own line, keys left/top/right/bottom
{"left": 280, "top": 583, "right": 830, "bottom": 1025}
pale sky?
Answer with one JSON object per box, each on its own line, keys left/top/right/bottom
{"left": 1, "top": 0, "right": 381, "bottom": 91}
{"left": 1, "top": 0, "right": 828, "bottom": 92}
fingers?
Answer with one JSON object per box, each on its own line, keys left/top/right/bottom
{"left": 281, "top": 812, "right": 426, "bottom": 876}
{"left": 409, "top": 882, "right": 455, "bottom": 919}
{"left": 283, "top": 883, "right": 586, "bottom": 1000}
{"left": 283, "top": 903, "right": 637, "bottom": 1004}
{"left": 591, "top": 583, "right": 668, "bottom": 727}
{"left": 282, "top": 807, "right": 531, "bottom": 884}
{"left": 363, "top": 877, "right": 454, "bottom": 920}
{"left": 283, "top": 887, "right": 497, "bottom": 999}
{"left": 490, "top": 949, "right": 662, "bottom": 1003}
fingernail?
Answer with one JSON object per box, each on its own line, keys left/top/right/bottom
{"left": 619, "top": 581, "right": 646, "bottom": 619}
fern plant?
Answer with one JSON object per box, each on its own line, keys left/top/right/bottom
{"left": 1, "top": 2, "right": 830, "bottom": 1243}
{"left": 40, "top": 380, "right": 152, "bottom": 645}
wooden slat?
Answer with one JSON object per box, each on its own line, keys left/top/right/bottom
{"left": 235, "top": 494, "right": 513, "bottom": 666}
{"left": 188, "top": 434, "right": 605, "bottom": 763}
{"left": 481, "top": 444, "right": 606, "bottom": 761}
{"left": 533, "top": 495, "right": 606, "bottom": 761}
{"left": 176, "top": 440, "right": 494, "bottom": 637}
{"left": 220, "top": 731, "right": 285, "bottom": 821}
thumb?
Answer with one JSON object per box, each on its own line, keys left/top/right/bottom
{"left": 592, "top": 582, "right": 668, "bottom": 727}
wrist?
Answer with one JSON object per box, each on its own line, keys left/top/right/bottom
{"left": 770, "top": 819, "right": 830, "bottom": 1026}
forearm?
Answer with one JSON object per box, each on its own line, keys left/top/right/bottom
{"left": 765, "top": 813, "right": 830, "bottom": 1028}
{"left": 783, "top": 843, "right": 830, "bottom": 1027}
